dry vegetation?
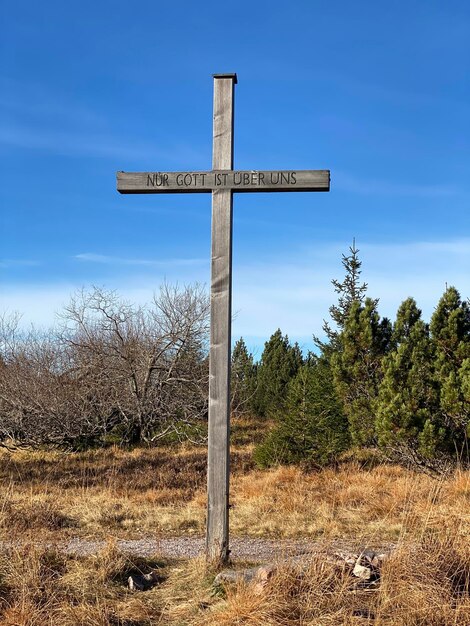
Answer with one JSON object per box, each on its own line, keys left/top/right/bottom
{"left": 0, "top": 417, "right": 469, "bottom": 624}
{"left": 0, "top": 533, "right": 469, "bottom": 624}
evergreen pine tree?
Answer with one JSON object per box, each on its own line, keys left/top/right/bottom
{"left": 253, "top": 329, "right": 303, "bottom": 417}
{"left": 254, "top": 357, "right": 350, "bottom": 467}
{"left": 291, "top": 341, "right": 305, "bottom": 372}
{"left": 314, "top": 240, "right": 372, "bottom": 355}
{"left": 459, "top": 358, "right": 470, "bottom": 430}
{"left": 331, "top": 298, "right": 391, "bottom": 446}
{"left": 376, "top": 298, "right": 440, "bottom": 458}
{"left": 430, "top": 287, "right": 470, "bottom": 447}
{"left": 231, "top": 337, "right": 256, "bottom": 416}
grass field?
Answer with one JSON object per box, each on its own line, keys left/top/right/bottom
{"left": 0, "top": 416, "right": 469, "bottom": 624}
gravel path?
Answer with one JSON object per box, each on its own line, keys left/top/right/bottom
{"left": 64, "top": 537, "right": 315, "bottom": 560}
{"left": 0, "top": 536, "right": 395, "bottom": 563}
{"left": 62, "top": 536, "right": 394, "bottom": 562}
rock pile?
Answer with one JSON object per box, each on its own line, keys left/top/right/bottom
{"left": 128, "top": 570, "right": 161, "bottom": 591}
{"left": 214, "top": 547, "right": 391, "bottom": 594}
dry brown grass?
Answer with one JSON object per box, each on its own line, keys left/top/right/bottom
{"left": 1, "top": 439, "right": 468, "bottom": 545}
{"left": 0, "top": 418, "right": 469, "bottom": 624}
{"left": 230, "top": 462, "right": 470, "bottom": 544}
{"left": 0, "top": 443, "right": 253, "bottom": 540}
{"left": 0, "top": 532, "right": 469, "bottom": 625}
{"left": 203, "top": 532, "right": 470, "bottom": 625}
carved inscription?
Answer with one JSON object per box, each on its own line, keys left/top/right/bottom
{"left": 118, "top": 170, "right": 330, "bottom": 194}
{"left": 147, "top": 173, "right": 169, "bottom": 187}
{"left": 146, "top": 171, "right": 298, "bottom": 188}
{"left": 176, "top": 173, "right": 207, "bottom": 186}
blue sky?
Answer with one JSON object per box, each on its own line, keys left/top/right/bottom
{"left": 1, "top": 0, "right": 469, "bottom": 356}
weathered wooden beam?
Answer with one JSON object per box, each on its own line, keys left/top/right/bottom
{"left": 206, "top": 74, "right": 235, "bottom": 565}
{"left": 117, "top": 169, "right": 330, "bottom": 194}
{"left": 116, "top": 73, "right": 331, "bottom": 566}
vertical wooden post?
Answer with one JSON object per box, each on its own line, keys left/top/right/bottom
{"left": 117, "top": 72, "right": 330, "bottom": 564}
{"left": 206, "top": 73, "right": 237, "bottom": 564}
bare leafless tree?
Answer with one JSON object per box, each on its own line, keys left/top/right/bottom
{"left": 0, "top": 312, "right": 103, "bottom": 447}
{"left": 0, "top": 283, "right": 210, "bottom": 448}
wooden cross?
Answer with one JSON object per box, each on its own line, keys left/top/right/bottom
{"left": 117, "top": 73, "right": 330, "bottom": 564}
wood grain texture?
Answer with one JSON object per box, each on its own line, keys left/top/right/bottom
{"left": 115, "top": 72, "right": 332, "bottom": 566}
{"left": 117, "top": 169, "right": 330, "bottom": 193}
{"left": 206, "top": 75, "right": 235, "bottom": 564}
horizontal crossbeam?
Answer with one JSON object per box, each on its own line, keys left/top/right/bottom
{"left": 117, "top": 169, "right": 330, "bottom": 194}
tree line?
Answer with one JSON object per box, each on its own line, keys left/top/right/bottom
{"left": 232, "top": 243, "right": 470, "bottom": 472}
{"left": 0, "top": 245, "right": 469, "bottom": 471}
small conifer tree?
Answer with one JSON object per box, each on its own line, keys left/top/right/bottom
{"left": 430, "top": 286, "right": 470, "bottom": 449}
{"left": 376, "top": 298, "right": 440, "bottom": 459}
{"left": 315, "top": 240, "right": 371, "bottom": 355}
{"left": 231, "top": 337, "right": 256, "bottom": 416}
{"left": 331, "top": 298, "right": 391, "bottom": 446}
{"left": 253, "top": 329, "right": 303, "bottom": 417}
{"left": 254, "top": 357, "right": 350, "bottom": 467}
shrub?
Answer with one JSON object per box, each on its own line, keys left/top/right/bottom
{"left": 254, "top": 358, "right": 350, "bottom": 468}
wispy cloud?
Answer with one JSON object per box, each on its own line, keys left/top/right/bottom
{"left": 0, "top": 124, "right": 206, "bottom": 163}
{"left": 0, "top": 284, "right": 79, "bottom": 329}
{"left": 334, "top": 171, "right": 462, "bottom": 198}
{"left": 232, "top": 237, "right": 470, "bottom": 344}
{"left": 0, "top": 78, "right": 105, "bottom": 126}
{"left": 320, "top": 69, "right": 470, "bottom": 111}
{"left": 0, "top": 259, "right": 40, "bottom": 269}
{"left": 75, "top": 253, "right": 206, "bottom": 267}
{"left": 358, "top": 239, "right": 470, "bottom": 275}
{"left": 0, "top": 78, "right": 207, "bottom": 165}
{"left": 3, "top": 238, "right": 469, "bottom": 351}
